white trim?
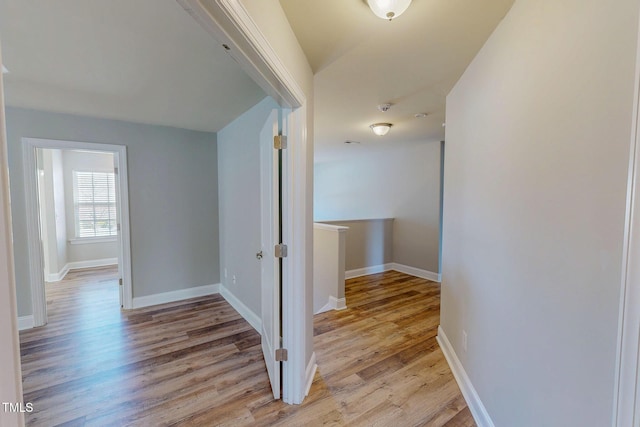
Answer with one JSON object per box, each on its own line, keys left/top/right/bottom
{"left": 132, "top": 284, "right": 220, "bottom": 309}
{"left": 66, "top": 258, "right": 118, "bottom": 271}
{"left": 315, "top": 296, "right": 347, "bottom": 314}
{"left": 313, "top": 222, "right": 349, "bottom": 232}
{"left": 613, "top": 7, "right": 640, "bottom": 425}
{"left": 345, "top": 263, "right": 441, "bottom": 282}
{"left": 68, "top": 236, "right": 117, "bottom": 245}
{"left": 219, "top": 284, "right": 262, "bottom": 334}
{"left": 304, "top": 351, "right": 317, "bottom": 397}
{"left": 22, "top": 137, "right": 133, "bottom": 327}
{"left": 17, "top": 315, "right": 34, "bottom": 331}
{"left": 329, "top": 296, "right": 346, "bottom": 310}
{"left": 345, "top": 263, "right": 393, "bottom": 279}
{"left": 437, "top": 326, "right": 495, "bottom": 427}
{"left": 178, "top": 0, "right": 310, "bottom": 405}
{"left": 391, "top": 263, "right": 441, "bottom": 283}
{"left": 46, "top": 264, "right": 70, "bottom": 282}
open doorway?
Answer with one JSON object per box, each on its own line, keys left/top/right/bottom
{"left": 22, "top": 138, "right": 133, "bottom": 328}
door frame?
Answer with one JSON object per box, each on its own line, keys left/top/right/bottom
{"left": 177, "top": 0, "right": 312, "bottom": 404}
{"left": 22, "top": 137, "right": 133, "bottom": 326}
{"left": 613, "top": 8, "right": 640, "bottom": 426}
{"left": 0, "top": 41, "right": 25, "bottom": 427}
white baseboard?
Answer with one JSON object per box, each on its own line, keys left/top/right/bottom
{"left": 67, "top": 258, "right": 118, "bottom": 271}
{"left": 46, "top": 264, "right": 70, "bottom": 282}
{"left": 329, "top": 296, "right": 346, "bottom": 310}
{"left": 391, "top": 263, "right": 441, "bottom": 282}
{"left": 345, "top": 263, "right": 393, "bottom": 279}
{"left": 132, "top": 283, "right": 220, "bottom": 309}
{"left": 305, "top": 351, "right": 317, "bottom": 396}
{"left": 46, "top": 258, "right": 118, "bottom": 282}
{"left": 345, "top": 263, "right": 441, "bottom": 282}
{"left": 437, "top": 326, "right": 495, "bottom": 427}
{"left": 315, "top": 296, "right": 347, "bottom": 314}
{"left": 18, "top": 315, "right": 34, "bottom": 331}
{"left": 219, "top": 284, "right": 262, "bottom": 334}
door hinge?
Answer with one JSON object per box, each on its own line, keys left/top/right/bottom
{"left": 274, "top": 243, "right": 288, "bottom": 258}
{"left": 275, "top": 348, "right": 288, "bottom": 362}
{"left": 114, "top": 167, "right": 119, "bottom": 175}
{"left": 117, "top": 223, "right": 121, "bottom": 232}
{"left": 119, "top": 278, "right": 123, "bottom": 287}
{"left": 273, "top": 135, "right": 287, "bottom": 150}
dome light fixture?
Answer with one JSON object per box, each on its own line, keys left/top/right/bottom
{"left": 370, "top": 123, "right": 393, "bottom": 136}
{"left": 367, "top": 0, "right": 412, "bottom": 21}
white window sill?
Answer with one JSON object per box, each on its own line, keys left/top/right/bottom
{"left": 69, "top": 236, "right": 118, "bottom": 245}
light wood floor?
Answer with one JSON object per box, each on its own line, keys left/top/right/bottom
{"left": 19, "top": 267, "right": 474, "bottom": 426}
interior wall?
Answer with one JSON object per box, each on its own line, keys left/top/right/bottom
{"left": 441, "top": 0, "right": 639, "bottom": 425}
{"left": 6, "top": 107, "right": 220, "bottom": 316}
{"left": 314, "top": 142, "right": 441, "bottom": 273}
{"left": 217, "top": 96, "right": 278, "bottom": 317}
{"left": 320, "top": 219, "right": 394, "bottom": 271}
{"left": 62, "top": 149, "right": 118, "bottom": 264}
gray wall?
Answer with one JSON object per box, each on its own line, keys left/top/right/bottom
{"left": 321, "top": 219, "right": 394, "bottom": 271}
{"left": 315, "top": 142, "right": 441, "bottom": 273}
{"left": 7, "top": 107, "right": 220, "bottom": 316}
{"left": 217, "top": 96, "right": 278, "bottom": 317}
{"left": 441, "top": 0, "right": 638, "bottom": 425}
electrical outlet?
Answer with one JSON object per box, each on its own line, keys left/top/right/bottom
{"left": 232, "top": 275, "right": 237, "bottom": 285}
{"left": 462, "top": 330, "right": 468, "bottom": 352}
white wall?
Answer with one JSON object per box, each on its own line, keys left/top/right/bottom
{"left": 441, "top": 0, "right": 639, "bottom": 426}
{"left": 61, "top": 149, "right": 118, "bottom": 264}
{"left": 315, "top": 142, "right": 441, "bottom": 273}
{"left": 217, "top": 96, "right": 279, "bottom": 318}
{"left": 6, "top": 107, "right": 220, "bottom": 316}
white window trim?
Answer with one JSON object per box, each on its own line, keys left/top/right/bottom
{"left": 68, "top": 236, "right": 118, "bottom": 245}
{"left": 72, "top": 170, "right": 118, "bottom": 239}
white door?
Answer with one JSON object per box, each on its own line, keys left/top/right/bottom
{"left": 259, "top": 109, "right": 281, "bottom": 399}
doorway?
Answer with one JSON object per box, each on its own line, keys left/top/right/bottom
{"left": 22, "top": 137, "right": 133, "bottom": 328}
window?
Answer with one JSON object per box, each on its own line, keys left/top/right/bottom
{"left": 73, "top": 171, "right": 117, "bottom": 238}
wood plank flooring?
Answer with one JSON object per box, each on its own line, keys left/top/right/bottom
{"left": 19, "top": 268, "right": 474, "bottom": 426}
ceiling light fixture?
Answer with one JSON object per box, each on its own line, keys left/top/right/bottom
{"left": 367, "top": 0, "right": 412, "bottom": 21}
{"left": 370, "top": 123, "right": 393, "bottom": 136}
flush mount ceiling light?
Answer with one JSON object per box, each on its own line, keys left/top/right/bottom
{"left": 367, "top": 0, "right": 412, "bottom": 21}
{"left": 370, "top": 123, "right": 393, "bottom": 136}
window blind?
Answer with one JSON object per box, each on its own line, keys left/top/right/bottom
{"left": 73, "top": 171, "right": 117, "bottom": 238}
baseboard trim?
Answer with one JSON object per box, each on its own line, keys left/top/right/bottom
{"left": 46, "top": 258, "right": 119, "bottom": 282}
{"left": 18, "top": 315, "right": 34, "bottom": 331}
{"left": 345, "top": 263, "right": 393, "bottom": 279}
{"left": 132, "top": 283, "right": 220, "bottom": 309}
{"left": 46, "top": 264, "right": 70, "bottom": 282}
{"left": 391, "top": 263, "right": 441, "bottom": 282}
{"left": 329, "top": 296, "right": 346, "bottom": 310}
{"left": 67, "top": 258, "right": 118, "bottom": 271}
{"left": 315, "top": 296, "right": 347, "bottom": 314}
{"left": 437, "top": 326, "right": 495, "bottom": 427}
{"left": 305, "top": 351, "right": 317, "bottom": 396}
{"left": 219, "top": 284, "right": 262, "bottom": 334}
{"left": 346, "top": 263, "right": 441, "bottom": 282}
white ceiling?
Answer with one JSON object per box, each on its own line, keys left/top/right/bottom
{"left": 280, "top": 0, "right": 515, "bottom": 162}
{"left": 0, "top": 0, "right": 265, "bottom": 133}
